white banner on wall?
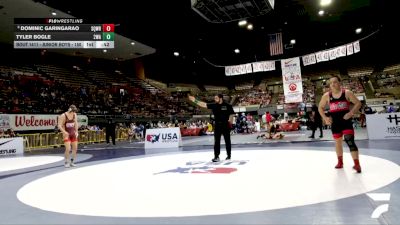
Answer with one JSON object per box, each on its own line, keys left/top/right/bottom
{"left": 284, "top": 93, "right": 303, "bottom": 103}
{"left": 338, "top": 45, "right": 347, "bottom": 57}
{"left": 353, "top": 41, "right": 360, "bottom": 53}
{"left": 322, "top": 50, "right": 330, "bottom": 61}
{"left": 225, "top": 63, "right": 253, "bottom": 76}
{"left": 347, "top": 44, "right": 354, "bottom": 55}
{"left": 302, "top": 41, "right": 360, "bottom": 66}
{"left": 302, "top": 54, "right": 316, "bottom": 66}
{"left": 366, "top": 113, "right": 400, "bottom": 140}
{"left": 316, "top": 51, "right": 323, "bottom": 62}
{"left": 281, "top": 57, "right": 303, "bottom": 103}
{"left": 0, "top": 137, "right": 24, "bottom": 157}
{"left": 0, "top": 114, "right": 88, "bottom": 131}
{"left": 316, "top": 51, "right": 330, "bottom": 63}
{"left": 145, "top": 128, "right": 182, "bottom": 149}
{"left": 252, "top": 61, "right": 275, "bottom": 73}
{"left": 334, "top": 47, "right": 342, "bottom": 58}
{"left": 329, "top": 49, "right": 337, "bottom": 60}
{"left": 226, "top": 40, "right": 361, "bottom": 72}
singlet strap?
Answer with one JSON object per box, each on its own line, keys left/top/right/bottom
{"left": 330, "top": 90, "right": 346, "bottom": 100}
{"left": 64, "top": 113, "right": 72, "bottom": 121}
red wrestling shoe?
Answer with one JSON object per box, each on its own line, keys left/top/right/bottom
{"left": 353, "top": 159, "right": 362, "bottom": 173}
{"left": 335, "top": 162, "right": 343, "bottom": 169}
{"left": 335, "top": 156, "right": 343, "bottom": 169}
{"left": 353, "top": 164, "right": 362, "bottom": 173}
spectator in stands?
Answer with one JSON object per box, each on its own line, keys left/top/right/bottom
{"left": 5, "top": 128, "right": 16, "bottom": 137}
{"left": 240, "top": 117, "right": 250, "bottom": 134}
{"left": 364, "top": 104, "right": 374, "bottom": 114}
{"left": 128, "top": 123, "right": 135, "bottom": 143}
{"left": 206, "top": 122, "right": 213, "bottom": 135}
{"left": 283, "top": 111, "right": 289, "bottom": 121}
{"left": 58, "top": 104, "right": 79, "bottom": 168}
{"left": 265, "top": 111, "right": 272, "bottom": 135}
{"left": 387, "top": 103, "right": 395, "bottom": 113}
{"left": 379, "top": 106, "right": 387, "bottom": 114}
{"left": 144, "top": 122, "right": 151, "bottom": 136}
{"left": 272, "top": 111, "right": 279, "bottom": 121}
{"left": 1, "top": 70, "right": 196, "bottom": 117}
{"left": 188, "top": 94, "right": 235, "bottom": 162}
{"left": 359, "top": 106, "right": 366, "bottom": 127}
{"left": 254, "top": 119, "right": 261, "bottom": 132}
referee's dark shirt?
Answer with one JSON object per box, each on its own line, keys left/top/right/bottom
{"left": 207, "top": 102, "right": 235, "bottom": 124}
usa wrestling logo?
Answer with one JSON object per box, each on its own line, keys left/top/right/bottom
{"left": 146, "top": 133, "right": 179, "bottom": 144}
{"left": 146, "top": 134, "right": 160, "bottom": 143}
{"left": 154, "top": 160, "right": 248, "bottom": 175}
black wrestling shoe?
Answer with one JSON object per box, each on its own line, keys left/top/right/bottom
{"left": 212, "top": 157, "right": 220, "bottom": 162}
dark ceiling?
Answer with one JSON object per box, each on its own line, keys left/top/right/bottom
{"left": 33, "top": 0, "right": 398, "bottom": 84}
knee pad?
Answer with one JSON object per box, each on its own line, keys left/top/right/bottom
{"left": 344, "top": 134, "right": 358, "bottom": 151}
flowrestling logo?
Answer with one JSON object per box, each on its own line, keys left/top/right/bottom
{"left": 0, "top": 139, "right": 17, "bottom": 156}
{"left": 154, "top": 160, "right": 248, "bottom": 174}
{"left": 146, "top": 133, "right": 178, "bottom": 144}
{"left": 0, "top": 140, "right": 12, "bottom": 147}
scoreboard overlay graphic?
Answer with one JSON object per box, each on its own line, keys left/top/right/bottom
{"left": 13, "top": 18, "right": 114, "bottom": 49}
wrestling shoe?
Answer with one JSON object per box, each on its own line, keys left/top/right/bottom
{"left": 353, "top": 164, "right": 362, "bottom": 173}
{"left": 212, "top": 157, "right": 220, "bottom": 162}
{"left": 335, "top": 162, "right": 343, "bottom": 169}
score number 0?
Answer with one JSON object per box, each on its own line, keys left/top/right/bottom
{"left": 102, "top": 24, "right": 114, "bottom": 44}
{"left": 102, "top": 24, "right": 114, "bottom": 32}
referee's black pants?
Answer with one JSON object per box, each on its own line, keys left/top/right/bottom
{"left": 106, "top": 131, "right": 116, "bottom": 145}
{"left": 214, "top": 123, "right": 231, "bottom": 158}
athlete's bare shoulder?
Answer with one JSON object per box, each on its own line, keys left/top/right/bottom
{"left": 344, "top": 89, "right": 353, "bottom": 98}
{"left": 59, "top": 112, "right": 66, "bottom": 120}
{"left": 322, "top": 92, "right": 330, "bottom": 99}
{"left": 344, "top": 89, "right": 353, "bottom": 95}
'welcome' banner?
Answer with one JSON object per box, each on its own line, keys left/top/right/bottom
{"left": 0, "top": 114, "right": 88, "bottom": 131}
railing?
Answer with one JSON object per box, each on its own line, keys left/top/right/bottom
{"left": 19, "top": 129, "right": 130, "bottom": 151}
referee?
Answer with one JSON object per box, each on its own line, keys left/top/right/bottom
{"left": 188, "top": 94, "right": 235, "bottom": 162}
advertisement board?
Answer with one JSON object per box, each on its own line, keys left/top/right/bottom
{"left": 145, "top": 128, "right": 182, "bottom": 149}
{"left": 0, "top": 137, "right": 24, "bottom": 157}
{"left": 366, "top": 113, "right": 400, "bottom": 140}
